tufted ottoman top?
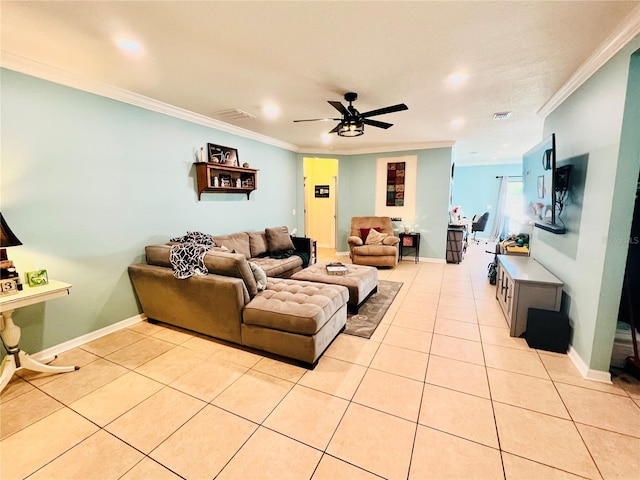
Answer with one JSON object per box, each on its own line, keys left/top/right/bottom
{"left": 242, "top": 278, "right": 348, "bottom": 335}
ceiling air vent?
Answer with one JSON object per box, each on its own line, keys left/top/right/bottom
{"left": 214, "top": 108, "right": 256, "bottom": 121}
{"left": 493, "top": 111, "right": 513, "bottom": 120}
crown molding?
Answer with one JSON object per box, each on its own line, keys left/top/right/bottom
{"left": 538, "top": 4, "right": 640, "bottom": 118}
{"left": 1, "top": 52, "right": 454, "bottom": 157}
{"left": 296, "top": 141, "right": 455, "bottom": 156}
{"left": 0, "top": 52, "right": 299, "bottom": 152}
{"left": 456, "top": 157, "right": 522, "bottom": 167}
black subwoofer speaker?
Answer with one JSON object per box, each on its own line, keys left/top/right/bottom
{"left": 525, "top": 308, "right": 571, "bottom": 353}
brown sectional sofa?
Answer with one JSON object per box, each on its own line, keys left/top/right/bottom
{"left": 128, "top": 231, "right": 348, "bottom": 366}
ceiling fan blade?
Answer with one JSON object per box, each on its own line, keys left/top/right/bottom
{"left": 328, "top": 123, "right": 342, "bottom": 134}
{"left": 293, "top": 117, "right": 340, "bottom": 123}
{"left": 362, "top": 119, "right": 393, "bottom": 129}
{"left": 360, "top": 103, "right": 408, "bottom": 118}
{"left": 328, "top": 100, "right": 349, "bottom": 116}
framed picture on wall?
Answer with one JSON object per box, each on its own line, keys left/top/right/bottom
{"left": 207, "top": 143, "right": 239, "bottom": 166}
{"left": 386, "top": 161, "right": 406, "bottom": 206}
{"left": 315, "top": 185, "right": 330, "bottom": 198}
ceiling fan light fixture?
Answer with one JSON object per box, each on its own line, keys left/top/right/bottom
{"left": 337, "top": 120, "right": 364, "bottom": 137}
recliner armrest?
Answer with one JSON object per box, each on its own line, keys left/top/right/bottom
{"left": 347, "top": 236, "right": 364, "bottom": 246}
{"left": 382, "top": 236, "right": 400, "bottom": 246}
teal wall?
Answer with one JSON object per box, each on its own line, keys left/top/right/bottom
{"left": 2, "top": 69, "right": 453, "bottom": 356}
{"left": 452, "top": 163, "right": 522, "bottom": 236}
{"left": 298, "top": 147, "right": 453, "bottom": 259}
{"left": 534, "top": 37, "right": 640, "bottom": 373}
{"left": 1, "top": 69, "right": 298, "bottom": 354}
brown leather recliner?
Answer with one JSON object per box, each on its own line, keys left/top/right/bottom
{"left": 347, "top": 216, "right": 400, "bottom": 268}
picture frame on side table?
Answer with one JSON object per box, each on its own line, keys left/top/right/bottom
{"left": 25, "top": 269, "right": 49, "bottom": 287}
{"left": 207, "top": 143, "right": 239, "bottom": 166}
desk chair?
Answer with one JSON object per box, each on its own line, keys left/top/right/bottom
{"left": 471, "top": 212, "right": 489, "bottom": 244}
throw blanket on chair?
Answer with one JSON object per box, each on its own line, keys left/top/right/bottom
{"left": 170, "top": 243, "right": 212, "bottom": 279}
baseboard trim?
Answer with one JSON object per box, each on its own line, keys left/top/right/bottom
{"left": 418, "top": 257, "right": 446, "bottom": 264}
{"left": 567, "top": 346, "right": 612, "bottom": 384}
{"left": 334, "top": 253, "right": 445, "bottom": 263}
{"left": 32, "top": 314, "right": 146, "bottom": 362}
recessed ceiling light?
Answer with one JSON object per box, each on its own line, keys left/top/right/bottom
{"left": 493, "top": 111, "right": 512, "bottom": 120}
{"left": 262, "top": 104, "right": 281, "bottom": 120}
{"left": 115, "top": 36, "right": 143, "bottom": 55}
{"left": 447, "top": 73, "right": 469, "bottom": 85}
{"left": 321, "top": 133, "right": 332, "bottom": 144}
{"left": 450, "top": 118, "right": 465, "bottom": 127}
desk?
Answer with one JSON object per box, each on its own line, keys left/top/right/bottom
{"left": 399, "top": 232, "right": 420, "bottom": 263}
{"left": 446, "top": 226, "right": 467, "bottom": 263}
{"left": 0, "top": 280, "right": 78, "bottom": 392}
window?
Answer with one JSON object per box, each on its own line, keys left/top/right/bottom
{"left": 505, "top": 177, "right": 525, "bottom": 233}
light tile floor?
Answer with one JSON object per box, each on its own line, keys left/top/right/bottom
{"left": 2, "top": 243, "right": 640, "bottom": 479}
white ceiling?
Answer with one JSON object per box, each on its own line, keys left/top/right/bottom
{"left": 2, "top": 1, "right": 639, "bottom": 165}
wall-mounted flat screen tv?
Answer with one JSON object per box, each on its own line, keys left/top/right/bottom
{"left": 523, "top": 133, "right": 567, "bottom": 234}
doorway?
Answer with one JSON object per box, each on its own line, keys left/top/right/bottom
{"left": 303, "top": 158, "right": 338, "bottom": 249}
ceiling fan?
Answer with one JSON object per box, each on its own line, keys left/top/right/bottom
{"left": 293, "top": 92, "right": 408, "bottom": 137}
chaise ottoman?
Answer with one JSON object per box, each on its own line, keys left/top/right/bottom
{"left": 291, "top": 262, "right": 378, "bottom": 314}
{"left": 241, "top": 278, "right": 348, "bottom": 367}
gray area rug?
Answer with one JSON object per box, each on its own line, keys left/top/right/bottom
{"left": 344, "top": 280, "right": 403, "bottom": 339}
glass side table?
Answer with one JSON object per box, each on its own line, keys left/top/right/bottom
{"left": 399, "top": 232, "right": 420, "bottom": 263}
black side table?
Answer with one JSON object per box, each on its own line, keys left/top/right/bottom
{"left": 399, "top": 232, "right": 420, "bottom": 263}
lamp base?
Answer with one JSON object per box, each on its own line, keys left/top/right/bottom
{"left": 1, "top": 264, "right": 17, "bottom": 279}
{"left": 0, "top": 262, "right": 23, "bottom": 292}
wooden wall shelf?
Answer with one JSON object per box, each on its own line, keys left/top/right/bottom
{"left": 194, "top": 162, "right": 258, "bottom": 200}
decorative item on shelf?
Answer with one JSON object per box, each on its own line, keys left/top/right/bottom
{"left": 241, "top": 176, "right": 254, "bottom": 188}
{"left": 326, "top": 262, "right": 348, "bottom": 276}
{"left": 207, "top": 143, "right": 239, "bottom": 166}
{"left": 236, "top": 178, "right": 241, "bottom": 188}
{"left": 219, "top": 174, "right": 232, "bottom": 187}
{"left": 198, "top": 146, "right": 206, "bottom": 162}
{"left": 25, "top": 269, "right": 49, "bottom": 288}
{"left": 0, "top": 213, "right": 23, "bottom": 294}
{"left": 243, "top": 162, "right": 250, "bottom": 168}
{"left": 213, "top": 176, "right": 219, "bottom": 187}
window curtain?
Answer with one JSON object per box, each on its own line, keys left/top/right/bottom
{"left": 489, "top": 176, "right": 508, "bottom": 242}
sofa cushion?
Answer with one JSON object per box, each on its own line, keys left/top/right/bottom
{"left": 365, "top": 229, "right": 387, "bottom": 245}
{"left": 145, "top": 244, "right": 258, "bottom": 297}
{"left": 265, "top": 226, "right": 295, "bottom": 252}
{"left": 243, "top": 278, "right": 348, "bottom": 335}
{"left": 248, "top": 261, "right": 267, "bottom": 291}
{"left": 251, "top": 255, "right": 303, "bottom": 278}
{"left": 352, "top": 243, "right": 399, "bottom": 257}
{"left": 248, "top": 231, "right": 269, "bottom": 257}
{"left": 212, "top": 232, "right": 251, "bottom": 259}
{"left": 359, "top": 227, "right": 380, "bottom": 241}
